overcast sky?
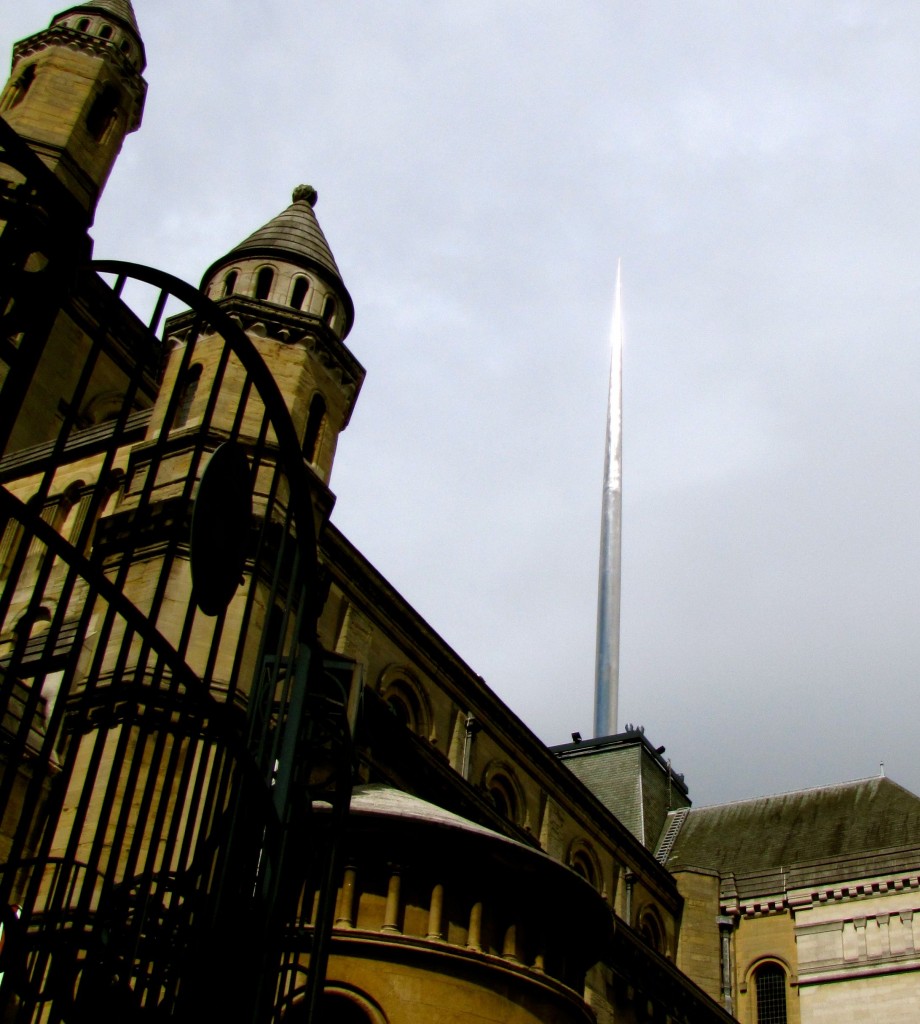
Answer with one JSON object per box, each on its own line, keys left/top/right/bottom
{"left": 9, "top": 2, "right": 920, "bottom": 807}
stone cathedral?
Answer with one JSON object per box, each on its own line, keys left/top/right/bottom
{"left": 1, "top": 4, "right": 919, "bottom": 1023}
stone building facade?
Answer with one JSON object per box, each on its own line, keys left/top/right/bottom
{"left": 5, "top": 5, "right": 918, "bottom": 1023}
{"left": 660, "top": 777, "right": 920, "bottom": 1023}
{"left": 0, "top": 3, "right": 732, "bottom": 1022}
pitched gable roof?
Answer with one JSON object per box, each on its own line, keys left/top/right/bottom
{"left": 663, "top": 776, "right": 920, "bottom": 875}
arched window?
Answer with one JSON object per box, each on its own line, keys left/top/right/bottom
{"left": 488, "top": 776, "right": 517, "bottom": 821}
{"left": 99, "top": 24, "right": 113, "bottom": 39}
{"left": 381, "top": 680, "right": 421, "bottom": 731}
{"left": 303, "top": 394, "right": 326, "bottom": 463}
{"left": 754, "top": 962, "right": 788, "bottom": 1024}
{"left": 290, "top": 276, "right": 309, "bottom": 310}
{"left": 568, "top": 842, "right": 601, "bottom": 890}
{"left": 481, "top": 761, "right": 523, "bottom": 825}
{"left": 76, "top": 18, "right": 91, "bottom": 31}
{"left": 377, "top": 669, "right": 432, "bottom": 741}
{"left": 174, "top": 364, "right": 202, "bottom": 428}
{"left": 14, "top": 606, "right": 52, "bottom": 641}
{"left": 637, "top": 906, "right": 664, "bottom": 953}
{"left": 86, "top": 85, "right": 119, "bottom": 141}
{"left": 322, "top": 295, "right": 336, "bottom": 327}
{"left": 280, "top": 986, "right": 385, "bottom": 1023}
{"left": 79, "top": 390, "right": 126, "bottom": 425}
{"left": 223, "top": 270, "right": 238, "bottom": 297}
{"left": 5, "top": 64, "right": 35, "bottom": 111}
{"left": 255, "top": 266, "right": 274, "bottom": 301}
{"left": 385, "top": 690, "right": 415, "bottom": 728}
{"left": 317, "top": 993, "right": 375, "bottom": 1023}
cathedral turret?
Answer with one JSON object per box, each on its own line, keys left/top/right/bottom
{"left": 202, "top": 184, "right": 355, "bottom": 341}
{"left": 0, "top": 0, "right": 146, "bottom": 217}
{"left": 194, "top": 185, "right": 364, "bottom": 485}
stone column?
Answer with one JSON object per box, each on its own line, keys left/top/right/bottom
{"left": 381, "top": 866, "right": 402, "bottom": 934}
{"left": 467, "top": 900, "right": 483, "bottom": 951}
{"left": 335, "top": 864, "right": 357, "bottom": 929}
{"left": 624, "top": 871, "right": 636, "bottom": 924}
{"left": 503, "top": 923, "right": 519, "bottom": 963}
{"left": 426, "top": 882, "right": 445, "bottom": 941}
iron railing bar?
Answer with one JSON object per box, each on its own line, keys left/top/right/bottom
{"left": 104, "top": 661, "right": 173, "bottom": 894}
{"left": 148, "top": 286, "right": 169, "bottom": 334}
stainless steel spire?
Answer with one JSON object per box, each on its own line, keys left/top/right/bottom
{"left": 593, "top": 261, "right": 623, "bottom": 738}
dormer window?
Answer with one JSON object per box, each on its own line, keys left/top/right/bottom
{"left": 255, "top": 267, "right": 274, "bottom": 301}
{"left": 290, "top": 276, "right": 309, "bottom": 310}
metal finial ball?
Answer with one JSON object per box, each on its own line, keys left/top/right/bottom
{"left": 292, "top": 184, "right": 318, "bottom": 207}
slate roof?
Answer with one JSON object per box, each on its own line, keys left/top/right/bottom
{"left": 662, "top": 776, "right": 920, "bottom": 875}
{"left": 348, "top": 783, "right": 523, "bottom": 848}
{"left": 555, "top": 731, "right": 690, "bottom": 849}
{"left": 213, "top": 185, "right": 345, "bottom": 287}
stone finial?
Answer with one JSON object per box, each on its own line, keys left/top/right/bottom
{"left": 292, "top": 184, "right": 318, "bottom": 207}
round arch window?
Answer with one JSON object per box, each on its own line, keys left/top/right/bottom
{"left": 638, "top": 911, "right": 662, "bottom": 952}
{"left": 570, "top": 849, "right": 597, "bottom": 888}
{"left": 486, "top": 774, "right": 518, "bottom": 823}
{"left": 318, "top": 993, "right": 375, "bottom": 1024}
{"left": 753, "top": 961, "right": 788, "bottom": 1024}
{"left": 377, "top": 670, "right": 431, "bottom": 740}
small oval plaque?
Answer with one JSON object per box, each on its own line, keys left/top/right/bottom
{"left": 190, "top": 442, "right": 253, "bottom": 616}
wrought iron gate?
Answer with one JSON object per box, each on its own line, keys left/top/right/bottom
{"left": 0, "top": 119, "right": 353, "bottom": 1022}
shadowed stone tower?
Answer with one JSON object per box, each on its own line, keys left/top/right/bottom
{"left": 0, "top": 0, "right": 146, "bottom": 218}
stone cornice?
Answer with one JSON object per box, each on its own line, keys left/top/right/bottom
{"left": 719, "top": 866, "right": 920, "bottom": 918}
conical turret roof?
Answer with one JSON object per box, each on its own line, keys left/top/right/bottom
{"left": 203, "top": 185, "right": 353, "bottom": 330}
{"left": 223, "top": 185, "right": 344, "bottom": 284}
{"left": 59, "top": 0, "right": 140, "bottom": 35}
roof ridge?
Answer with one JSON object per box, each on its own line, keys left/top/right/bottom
{"left": 689, "top": 775, "right": 886, "bottom": 813}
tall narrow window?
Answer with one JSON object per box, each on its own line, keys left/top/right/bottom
{"left": 223, "top": 270, "right": 238, "bottom": 297}
{"left": 5, "top": 64, "right": 35, "bottom": 111}
{"left": 487, "top": 775, "right": 517, "bottom": 822}
{"left": 290, "top": 276, "right": 309, "bottom": 310}
{"left": 255, "top": 267, "right": 274, "bottom": 301}
{"left": 637, "top": 908, "right": 663, "bottom": 953}
{"left": 86, "top": 85, "right": 119, "bottom": 141}
{"left": 99, "top": 24, "right": 113, "bottom": 39}
{"left": 755, "top": 963, "right": 787, "bottom": 1024}
{"left": 322, "top": 295, "right": 336, "bottom": 327}
{"left": 174, "top": 364, "right": 202, "bottom": 428}
{"left": 76, "top": 18, "right": 90, "bottom": 31}
{"left": 303, "top": 394, "right": 326, "bottom": 464}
